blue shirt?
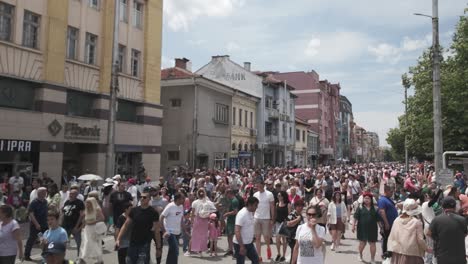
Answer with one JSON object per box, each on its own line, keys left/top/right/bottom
{"left": 43, "top": 227, "right": 68, "bottom": 244}
{"left": 28, "top": 199, "right": 48, "bottom": 229}
{"left": 377, "top": 196, "right": 398, "bottom": 226}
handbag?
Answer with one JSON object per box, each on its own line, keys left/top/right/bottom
{"left": 278, "top": 221, "right": 292, "bottom": 238}
{"left": 95, "top": 221, "right": 107, "bottom": 235}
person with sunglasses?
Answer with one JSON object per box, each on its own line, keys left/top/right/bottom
{"left": 291, "top": 205, "right": 326, "bottom": 264}
{"left": 116, "top": 189, "right": 162, "bottom": 264}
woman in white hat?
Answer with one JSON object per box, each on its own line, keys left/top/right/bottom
{"left": 387, "top": 198, "right": 429, "bottom": 264}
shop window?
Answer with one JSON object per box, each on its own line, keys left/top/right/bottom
{"left": 66, "top": 91, "right": 94, "bottom": 118}
{"left": 167, "top": 151, "right": 179, "bottom": 161}
{"left": 22, "top": 10, "right": 40, "bottom": 49}
{"left": 117, "top": 99, "right": 137, "bottom": 122}
{"left": 0, "top": 77, "right": 36, "bottom": 110}
{"left": 0, "top": 2, "right": 14, "bottom": 42}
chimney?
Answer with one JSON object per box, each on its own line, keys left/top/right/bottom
{"left": 244, "top": 62, "right": 251, "bottom": 71}
{"left": 175, "top": 58, "right": 190, "bottom": 70}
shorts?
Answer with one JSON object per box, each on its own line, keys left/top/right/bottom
{"left": 273, "top": 222, "right": 282, "bottom": 236}
{"left": 254, "top": 219, "right": 271, "bottom": 237}
{"left": 328, "top": 217, "right": 345, "bottom": 233}
{"left": 226, "top": 221, "right": 235, "bottom": 236}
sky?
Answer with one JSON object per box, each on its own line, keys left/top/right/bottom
{"left": 161, "top": 0, "right": 467, "bottom": 146}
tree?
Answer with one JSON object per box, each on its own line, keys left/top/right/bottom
{"left": 386, "top": 127, "right": 405, "bottom": 161}
{"left": 387, "top": 11, "right": 468, "bottom": 160}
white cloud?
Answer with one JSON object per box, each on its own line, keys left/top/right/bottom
{"left": 368, "top": 34, "right": 432, "bottom": 64}
{"left": 226, "top": 41, "right": 241, "bottom": 53}
{"left": 353, "top": 111, "right": 403, "bottom": 146}
{"left": 164, "top": 0, "right": 245, "bottom": 32}
{"left": 302, "top": 32, "right": 371, "bottom": 64}
{"left": 161, "top": 55, "right": 173, "bottom": 69}
{"left": 401, "top": 35, "right": 431, "bottom": 51}
{"left": 368, "top": 43, "right": 402, "bottom": 64}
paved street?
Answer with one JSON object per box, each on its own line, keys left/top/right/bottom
{"left": 22, "top": 224, "right": 383, "bottom": 264}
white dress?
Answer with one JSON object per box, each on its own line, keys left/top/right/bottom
{"left": 80, "top": 210, "right": 103, "bottom": 264}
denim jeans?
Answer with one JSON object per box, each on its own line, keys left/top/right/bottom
{"left": 166, "top": 234, "right": 179, "bottom": 264}
{"left": 127, "top": 242, "right": 151, "bottom": 264}
{"left": 182, "top": 233, "right": 190, "bottom": 252}
{"left": 234, "top": 243, "right": 259, "bottom": 264}
{"left": 25, "top": 224, "right": 46, "bottom": 257}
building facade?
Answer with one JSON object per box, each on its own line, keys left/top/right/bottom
{"left": 273, "top": 71, "right": 340, "bottom": 165}
{"left": 337, "top": 95, "right": 353, "bottom": 162}
{"left": 294, "top": 117, "right": 308, "bottom": 167}
{"left": 160, "top": 61, "right": 232, "bottom": 174}
{"left": 307, "top": 130, "right": 319, "bottom": 168}
{"left": 0, "top": 0, "right": 163, "bottom": 184}
{"left": 366, "top": 131, "right": 380, "bottom": 162}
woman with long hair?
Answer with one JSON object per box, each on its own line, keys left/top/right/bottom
{"left": 0, "top": 205, "right": 23, "bottom": 264}
{"left": 327, "top": 191, "right": 347, "bottom": 252}
{"left": 47, "top": 183, "right": 61, "bottom": 212}
{"left": 274, "top": 191, "right": 291, "bottom": 262}
{"left": 352, "top": 192, "right": 379, "bottom": 263}
{"left": 79, "top": 197, "right": 105, "bottom": 264}
{"left": 190, "top": 188, "right": 216, "bottom": 257}
{"left": 286, "top": 199, "right": 305, "bottom": 255}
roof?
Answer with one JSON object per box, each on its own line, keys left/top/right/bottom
{"left": 256, "top": 72, "right": 297, "bottom": 90}
{"left": 161, "top": 67, "right": 198, "bottom": 80}
{"left": 295, "top": 117, "right": 309, "bottom": 126}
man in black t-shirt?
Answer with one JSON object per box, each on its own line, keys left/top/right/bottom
{"left": 116, "top": 189, "right": 162, "bottom": 264}
{"left": 110, "top": 182, "right": 133, "bottom": 222}
{"left": 61, "top": 186, "right": 84, "bottom": 257}
{"left": 428, "top": 197, "right": 468, "bottom": 264}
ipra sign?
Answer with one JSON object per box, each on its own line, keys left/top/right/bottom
{"left": 0, "top": 139, "right": 33, "bottom": 152}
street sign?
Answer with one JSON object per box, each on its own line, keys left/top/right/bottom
{"left": 438, "top": 168, "right": 454, "bottom": 188}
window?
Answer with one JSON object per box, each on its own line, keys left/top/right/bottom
{"left": 167, "top": 151, "right": 179, "bottom": 161}
{"left": 244, "top": 110, "right": 247, "bottom": 127}
{"left": 89, "top": 0, "right": 99, "bottom": 9}
{"left": 303, "top": 130, "right": 306, "bottom": 142}
{"left": 214, "top": 152, "right": 227, "bottom": 169}
{"left": 117, "top": 99, "right": 137, "bottom": 122}
{"left": 238, "top": 109, "right": 242, "bottom": 126}
{"left": 0, "top": 78, "right": 36, "bottom": 110}
{"left": 0, "top": 2, "right": 14, "bottom": 41}
{"left": 232, "top": 107, "right": 236, "bottom": 125}
{"left": 66, "top": 91, "right": 95, "bottom": 117}
{"left": 289, "top": 127, "right": 292, "bottom": 139}
{"left": 282, "top": 124, "right": 286, "bottom": 138}
{"left": 85, "top": 33, "right": 97, "bottom": 65}
{"left": 265, "top": 96, "right": 273, "bottom": 108}
{"left": 133, "top": 0, "right": 143, "bottom": 28}
{"left": 66, "top": 27, "right": 78, "bottom": 60}
{"left": 131, "top": 49, "right": 141, "bottom": 77}
{"left": 22, "top": 11, "right": 40, "bottom": 49}
{"left": 117, "top": 44, "right": 126, "bottom": 72}
{"left": 214, "top": 103, "right": 229, "bottom": 124}
{"left": 120, "top": 0, "right": 128, "bottom": 22}
{"left": 265, "top": 122, "right": 272, "bottom": 136}
{"left": 170, "top": 98, "right": 181, "bottom": 107}
{"left": 250, "top": 112, "right": 253, "bottom": 128}
{"left": 296, "top": 129, "right": 300, "bottom": 141}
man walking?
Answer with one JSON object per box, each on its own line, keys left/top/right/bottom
{"left": 223, "top": 189, "right": 239, "bottom": 257}
{"left": 253, "top": 179, "right": 275, "bottom": 261}
{"left": 234, "top": 196, "right": 259, "bottom": 264}
{"left": 24, "top": 187, "right": 48, "bottom": 261}
{"left": 378, "top": 184, "right": 398, "bottom": 259}
{"left": 110, "top": 181, "right": 133, "bottom": 224}
{"left": 428, "top": 196, "right": 467, "bottom": 264}
{"left": 116, "top": 189, "right": 162, "bottom": 264}
{"left": 160, "top": 192, "right": 185, "bottom": 264}
{"left": 61, "top": 185, "right": 84, "bottom": 257}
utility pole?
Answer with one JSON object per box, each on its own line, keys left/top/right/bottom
{"left": 404, "top": 80, "right": 409, "bottom": 173}
{"left": 105, "top": 0, "right": 120, "bottom": 179}
{"left": 431, "top": 0, "right": 443, "bottom": 180}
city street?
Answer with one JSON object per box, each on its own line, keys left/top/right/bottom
{"left": 22, "top": 224, "right": 383, "bottom": 264}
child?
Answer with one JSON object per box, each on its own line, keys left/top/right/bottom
{"left": 182, "top": 209, "right": 192, "bottom": 256}
{"left": 42, "top": 210, "right": 68, "bottom": 262}
{"left": 208, "top": 213, "right": 219, "bottom": 256}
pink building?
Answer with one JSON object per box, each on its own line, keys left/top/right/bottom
{"left": 273, "top": 71, "right": 340, "bottom": 163}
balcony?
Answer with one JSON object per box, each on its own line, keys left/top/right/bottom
{"left": 267, "top": 108, "right": 280, "bottom": 119}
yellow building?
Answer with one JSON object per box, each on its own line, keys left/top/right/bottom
{"left": 0, "top": 0, "right": 163, "bottom": 183}
{"left": 230, "top": 92, "right": 259, "bottom": 168}
{"left": 295, "top": 117, "right": 309, "bottom": 167}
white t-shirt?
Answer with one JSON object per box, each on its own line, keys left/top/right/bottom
{"left": 161, "top": 202, "right": 184, "bottom": 235}
{"left": 295, "top": 223, "right": 326, "bottom": 264}
{"left": 314, "top": 179, "right": 327, "bottom": 190}
{"left": 253, "top": 190, "right": 274, "bottom": 220}
{"left": 348, "top": 180, "right": 361, "bottom": 195}
{"left": 127, "top": 185, "right": 138, "bottom": 206}
{"left": 8, "top": 176, "right": 23, "bottom": 192}
{"left": 233, "top": 207, "right": 255, "bottom": 245}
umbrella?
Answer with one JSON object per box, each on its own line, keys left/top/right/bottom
{"left": 78, "top": 174, "right": 103, "bottom": 181}
{"left": 289, "top": 168, "right": 302, "bottom": 173}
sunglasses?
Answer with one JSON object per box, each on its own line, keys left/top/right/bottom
{"left": 141, "top": 196, "right": 150, "bottom": 200}
{"left": 307, "top": 213, "right": 317, "bottom": 217}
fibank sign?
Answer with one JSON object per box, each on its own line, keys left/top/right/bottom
{"left": 64, "top": 123, "right": 100, "bottom": 140}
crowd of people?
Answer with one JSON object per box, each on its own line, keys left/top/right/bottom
{"left": 0, "top": 163, "right": 467, "bottom": 264}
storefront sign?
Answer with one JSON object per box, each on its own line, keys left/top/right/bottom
{"left": 0, "top": 139, "right": 34, "bottom": 152}
{"left": 238, "top": 151, "right": 251, "bottom": 158}
{"left": 64, "top": 122, "right": 100, "bottom": 140}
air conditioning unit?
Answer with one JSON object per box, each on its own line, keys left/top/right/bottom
{"left": 250, "top": 129, "right": 257, "bottom": 136}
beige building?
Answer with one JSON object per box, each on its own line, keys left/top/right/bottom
{"left": 0, "top": 0, "right": 163, "bottom": 184}
{"left": 230, "top": 92, "right": 259, "bottom": 168}
{"left": 295, "top": 117, "right": 308, "bottom": 167}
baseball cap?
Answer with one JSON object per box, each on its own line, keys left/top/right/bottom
{"left": 42, "top": 242, "right": 66, "bottom": 256}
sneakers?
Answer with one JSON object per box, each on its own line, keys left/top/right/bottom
{"left": 184, "top": 251, "right": 191, "bottom": 257}
{"left": 280, "top": 256, "right": 286, "bottom": 262}
{"left": 358, "top": 255, "right": 363, "bottom": 262}
{"left": 275, "top": 255, "right": 281, "bottom": 262}
{"left": 330, "top": 243, "right": 335, "bottom": 251}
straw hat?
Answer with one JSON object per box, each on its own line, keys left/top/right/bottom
{"left": 402, "top": 199, "right": 422, "bottom": 216}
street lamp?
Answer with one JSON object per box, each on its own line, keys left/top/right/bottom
{"left": 414, "top": 0, "right": 443, "bottom": 180}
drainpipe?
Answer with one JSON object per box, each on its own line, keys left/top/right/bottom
{"left": 284, "top": 81, "right": 288, "bottom": 166}
{"left": 192, "top": 77, "right": 198, "bottom": 169}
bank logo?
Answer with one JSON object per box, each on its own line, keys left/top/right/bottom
{"left": 48, "top": 119, "right": 63, "bottom": 136}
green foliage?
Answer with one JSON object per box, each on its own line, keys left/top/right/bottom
{"left": 387, "top": 12, "right": 468, "bottom": 160}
